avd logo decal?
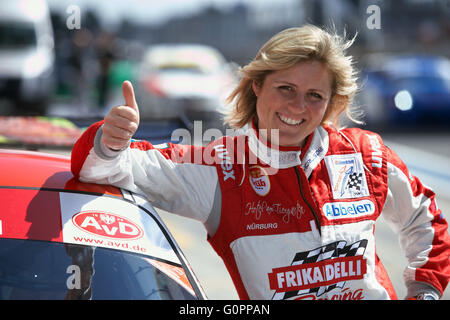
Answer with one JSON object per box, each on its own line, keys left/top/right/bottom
{"left": 72, "top": 211, "right": 144, "bottom": 240}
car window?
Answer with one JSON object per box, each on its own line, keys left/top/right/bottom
{"left": 0, "top": 21, "right": 36, "bottom": 48}
{"left": 0, "top": 239, "right": 196, "bottom": 299}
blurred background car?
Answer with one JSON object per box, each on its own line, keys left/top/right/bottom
{"left": 358, "top": 54, "right": 450, "bottom": 129}
{"left": 135, "top": 43, "right": 237, "bottom": 130}
{"left": 0, "top": 148, "right": 206, "bottom": 300}
{"left": 0, "top": 0, "right": 55, "bottom": 115}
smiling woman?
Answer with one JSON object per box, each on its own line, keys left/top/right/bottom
{"left": 224, "top": 24, "right": 359, "bottom": 138}
{"left": 71, "top": 24, "right": 450, "bottom": 300}
{"left": 251, "top": 60, "right": 333, "bottom": 147}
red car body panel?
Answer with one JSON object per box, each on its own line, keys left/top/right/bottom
{"left": 0, "top": 149, "right": 121, "bottom": 243}
{"left": 0, "top": 149, "right": 121, "bottom": 196}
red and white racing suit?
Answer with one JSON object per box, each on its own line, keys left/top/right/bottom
{"left": 71, "top": 120, "right": 450, "bottom": 300}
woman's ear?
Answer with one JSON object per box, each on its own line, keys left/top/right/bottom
{"left": 321, "top": 94, "right": 348, "bottom": 127}
{"left": 252, "top": 80, "right": 261, "bottom": 97}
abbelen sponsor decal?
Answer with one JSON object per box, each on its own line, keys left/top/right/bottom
{"left": 322, "top": 200, "right": 375, "bottom": 220}
{"left": 249, "top": 166, "right": 270, "bottom": 196}
{"left": 72, "top": 211, "right": 144, "bottom": 240}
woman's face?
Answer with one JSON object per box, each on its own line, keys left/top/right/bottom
{"left": 253, "top": 60, "right": 333, "bottom": 147}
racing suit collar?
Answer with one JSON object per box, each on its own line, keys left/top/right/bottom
{"left": 247, "top": 119, "right": 329, "bottom": 174}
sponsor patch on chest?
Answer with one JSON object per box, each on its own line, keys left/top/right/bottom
{"left": 268, "top": 239, "right": 368, "bottom": 299}
{"left": 249, "top": 166, "right": 270, "bottom": 196}
{"left": 322, "top": 200, "right": 375, "bottom": 221}
{"left": 324, "top": 153, "right": 370, "bottom": 199}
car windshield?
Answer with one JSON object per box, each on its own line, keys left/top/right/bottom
{"left": 0, "top": 21, "right": 36, "bottom": 48}
{"left": 0, "top": 238, "right": 196, "bottom": 300}
{"left": 157, "top": 63, "right": 206, "bottom": 74}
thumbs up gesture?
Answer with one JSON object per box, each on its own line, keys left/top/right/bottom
{"left": 102, "top": 81, "right": 140, "bottom": 151}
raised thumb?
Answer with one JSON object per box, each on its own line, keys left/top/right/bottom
{"left": 122, "top": 80, "right": 138, "bottom": 110}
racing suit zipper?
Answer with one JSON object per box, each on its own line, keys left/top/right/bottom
{"left": 294, "top": 166, "right": 321, "bottom": 237}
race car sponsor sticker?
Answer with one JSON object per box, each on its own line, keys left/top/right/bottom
{"left": 72, "top": 211, "right": 144, "bottom": 240}
{"left": 59, "top": 192, "right": 180, "bottom": 264}
{"left": 324, "top": 153, "right": 370, "bottom": 200}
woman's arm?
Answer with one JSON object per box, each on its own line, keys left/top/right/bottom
{"left": 382, "top": 147, "right": 450, "bottom": 299}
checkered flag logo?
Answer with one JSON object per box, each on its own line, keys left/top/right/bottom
{"left": 347, "top": 172, "right": 363, "bottom": 191}
{"left": 271, "top": 239, "right": 368, "bottom": 300}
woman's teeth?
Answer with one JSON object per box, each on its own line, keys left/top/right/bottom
{"left": 277, "top": 113, "right": 304, "bottom": 125}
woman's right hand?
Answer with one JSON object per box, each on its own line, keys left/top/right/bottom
{"left": 102, "top": 80, "right": 140, "bottom": 151}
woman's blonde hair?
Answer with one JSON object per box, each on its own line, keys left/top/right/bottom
{"left": 224, "top": 24, "right": 360, "bottom": 129}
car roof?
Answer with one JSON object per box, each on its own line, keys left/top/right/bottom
{"left": 365, "top": 54, "right": 450, "bottom": 78}
{"left": 143, "top": 43, "right": 225, "bottom": 72}
{"left": 384, "top": 55, "right": 450, "bottom": 77}
{"left": 0, "top": 148, "right": 121, "bottom": 196}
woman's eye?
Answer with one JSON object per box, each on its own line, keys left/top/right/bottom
{"left": 310, "top": 92, "right": 323, "bottom": 100}
{"left": 279, "top": 86, "right": 293, "bottom": 92}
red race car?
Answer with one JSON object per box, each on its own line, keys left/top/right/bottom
{"left": 0, "top": 148, "right": 206, "bottom": 300}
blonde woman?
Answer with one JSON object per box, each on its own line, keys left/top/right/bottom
{"left": 71, "top": 25, "right": 450, "bottom": 300}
